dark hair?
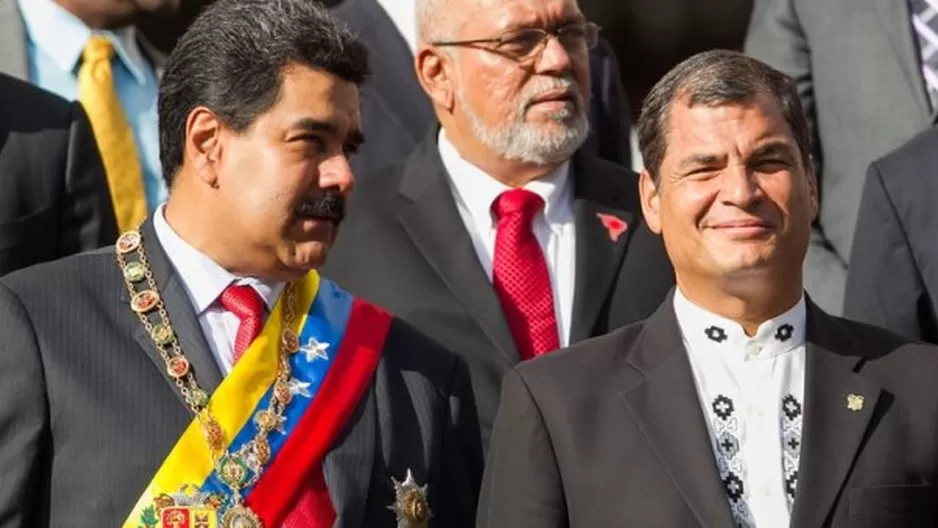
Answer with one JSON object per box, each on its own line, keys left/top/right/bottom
{"left": 158, "top": 0, "right": 370, "bottom": 184}
{"left": 637, "top": 49, "right": 811, "bottom": 183}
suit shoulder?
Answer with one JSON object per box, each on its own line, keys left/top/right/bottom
{"left": 513, "top": 322, "right": 645, "bottom": 388}
{"left": 0, "top": 247, "right": 116, "bottom": 299}
{"left": 872, "top": 126, "right": 938, "bottom": 185}
{"left": 0, "top": 72, "right": 73, "bottom": 127}
{"left": 825, "top": 314, "right": 938, "bottom": 367}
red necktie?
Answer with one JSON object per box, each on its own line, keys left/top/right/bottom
{"left": 491, "top": 189, "right": 560, "bottom": 360}
{"left": 219, "top": 285, "right": 265, "bottom": 364}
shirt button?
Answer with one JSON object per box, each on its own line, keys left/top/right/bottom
{"left": 746, "top": 342, "right": 763, "bottom": 356}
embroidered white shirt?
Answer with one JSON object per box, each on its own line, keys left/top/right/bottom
{"left": 153, "top": 205, "right": 284, "bottom": 375}
{"left": 438, "top": 129, "right": 577, "bottom": 347}
{"left": 674, "top": 288, "right": 807, "bottom": 528}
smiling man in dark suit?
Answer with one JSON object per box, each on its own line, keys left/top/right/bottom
{"left": 0, "top": 72, "right": 117, "bottom": 276}
{"left": 323, "top": 0, "right": 674, "bottom": 451}
{"left": 478, "top": 50, "right": 938, "bottom": 527}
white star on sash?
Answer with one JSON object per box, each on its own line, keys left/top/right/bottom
{"left": 299, "top": 337, "right": 330, "bottom": 362}
{"left": 287, "top": 378, "right": 312, "bottom": 398}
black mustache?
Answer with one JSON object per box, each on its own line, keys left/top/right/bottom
{"left": 295, "top": 192, "right": 345, "bottom": 222}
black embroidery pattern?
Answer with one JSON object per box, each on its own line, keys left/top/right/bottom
{"left": 708, "top": 395, "right": 756, "bottom": 527}
{"left": 713, "top": 395, "right": 735, "bottom": 420}
{"left": 705, "top": 325, "right": 728, "bottom": 343}
{"left": 774, "top": 324, "right": 794, "bottom": 342}
{"left": 781, "top": 393, "right": 803, "bottom": 507}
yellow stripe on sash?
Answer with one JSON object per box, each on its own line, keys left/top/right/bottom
{"left": 122, "top": 271, "right": 320, "bottom": 527}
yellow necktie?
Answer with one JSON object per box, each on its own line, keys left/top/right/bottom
{"left": 78, "top": 35, "right": 147, "bottom": 232}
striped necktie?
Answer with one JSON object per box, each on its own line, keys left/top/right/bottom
{"left": 77, "top": 35, "right": 148, "bottom": 232}
{"left": 910, "top": 0, "right": 938, "bottom": 109}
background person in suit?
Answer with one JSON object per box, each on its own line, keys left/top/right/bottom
{"left": 0, "top": 0, "right": 179, "bottom": 233}
{"left": 330, "top": 0, "right": 631, "bottom": 178}
{"left": 478, "top": 50, "right": 938, "bottom": 528}
{"left": 322, "top": 0, "right": 675, "bottom": 450}
{"left": 0, "top": 72, "right": 117, "bottom": 277}
{"left": 744, "top": 0, "right": 938, "bottom": 315}
{"left": 844, "top": 127, "right": 938, "bottom": 344}
{"left": 0, "top": 1, "right": 481, "bottom": 526}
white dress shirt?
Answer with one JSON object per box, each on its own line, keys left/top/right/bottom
{"left": 674, "top": 289, "right": 807, "bottom": 528}
{"left": 376, "top": 0, "right": 417, "bottom": 54}
{"left": 438, "top": 129, "right": 577, "bottom": 347}
{"left": 153, "top": 205, "right": 284, "bottom": 375}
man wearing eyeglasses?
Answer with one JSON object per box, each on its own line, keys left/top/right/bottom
{"left": 323, "top": 0, "right": 675, "bottom": 452}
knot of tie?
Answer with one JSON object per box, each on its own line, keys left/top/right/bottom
{"left": 492, "top": 188, "right": 545, "bottom": 222}
{"left": 82, "top": 35, "right": 115, "bottom": 64}
{"left": 219, "top": 284, "right": 265, "bottom": 322}
{"left": 219, "top": 285, "right": 266, "bottom": 364}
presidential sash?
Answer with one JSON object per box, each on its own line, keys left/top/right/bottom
{"left": 123, "top": 271, "right": 392, "bottom": 528}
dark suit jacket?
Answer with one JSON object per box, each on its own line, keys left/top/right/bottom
{"left": 321, "top": 132, "right": 675, "bottom": 450}
{"left": 745, "top": 0, "right": 935, "bottom": 315}
{"left": 0, "top": 72, "right": 117, "bottom": 277}
{"left": 0, "top": 219, "right": 482, "bottom": 527}
{"left": 478, "top": 292, "right": 938, "bottom": 527}
{"left": 844, "top": 127, "right": 938, "bottom": 344}
{"left": 331, "top": 0, "right": 631, "bottom": 177}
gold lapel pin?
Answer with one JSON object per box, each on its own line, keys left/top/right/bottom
{"left": 846, "top": 393, "right": 864, "bottom": 412}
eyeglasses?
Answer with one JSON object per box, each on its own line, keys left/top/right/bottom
{"left": 431, "top": 21, "right": 601, "bottom": 62}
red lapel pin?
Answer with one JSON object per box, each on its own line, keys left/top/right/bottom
{"left": 596, "top": 213, "right": 628, "bottom": 242}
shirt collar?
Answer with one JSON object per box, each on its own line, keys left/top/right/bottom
{"left": 673, "top": 287, "right": 807, "bottom": 362}
{"left": 438, "top": 128, "right": 572, "bottom": 232}
{"left": 17, "top": 0, "right": 150, "bottom": 84}
{"left": 152, "top": 205, "right": 283, "bottom": 315}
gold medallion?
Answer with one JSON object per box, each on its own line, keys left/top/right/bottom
{"left": 273, "top": 381, "right": 292, "bottom": 406}
{"left": 131, "top": 290, "right": 161, "bottom": 313}
{"left": 123, "top": 261, "right": 146, "bottom": 282}
{"left": 116, "top": 231, "right": 142, "bottom": 254}
{"left": 390, "top": 469, "right": 431, "bottom": 527}
{"left": 220, "top": 456, "right": 249, "bottom": 488}
{"left": 282, "top": 329, "right": 300, "bottom": 354}
{"left": 221, "top": 504, "right": 263, "bottom": 528}
{"left": 167, "top": 356, "right": 191, "bottom": 379}
{"left": 151, "top": 323, "right": 174, "bottom": 346}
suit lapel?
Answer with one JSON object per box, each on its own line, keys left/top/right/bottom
{"left": 124, "top": 219, "right": 223, "bottom": 409}
{"left": 0, "top": 0, "right": 28, "bottom": 81}
{"left": 620, "top": 295, "right": 736, "bottom": 527}
{"left": 871, "top": 0, "right": 934, "bottom": 121}
{"left": 569, "top": 156, "right": 636, "bottom": 342}
{"left": 396, "top": 134, "right": 520, "bottom": 363}
{"left": 323, "top": 380, "right": 377, "bottom": 528}
{"left": 790, "top": 304, "right": 882, "bottom": 528}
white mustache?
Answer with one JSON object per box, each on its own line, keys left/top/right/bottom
{"left": 521, "top": 78, "right": 583, "bottom": 110}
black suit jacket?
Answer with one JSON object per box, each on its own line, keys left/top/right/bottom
{"left": 331, "top": 0, "right": 631, "bottom": 177}
{"left": 0, "top": 73, "right": 117, "bottom": 277}
{"left": 844, "top": 126, "right": 938, "bottom": 344}
{"left": 478, "top": 292, "right": 938, "bottom": 527}
{"left": 0, "top": 218, "right": 482, "bottom": 527}
{"left": 322, "top": 132, "right": 674, "bottom": 450}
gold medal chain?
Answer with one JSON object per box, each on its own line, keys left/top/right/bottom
{"left": 116, "top": 230, "right": 303, "bottom": 526}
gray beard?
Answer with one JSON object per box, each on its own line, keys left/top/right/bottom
{"left": 457, "top": 80, "right": 590, "bottom": 166}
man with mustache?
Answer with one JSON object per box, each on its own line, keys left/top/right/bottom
{"left": 478, "top": 50, "right": 938, "bottom": 527}
{"left": 0, "top": 1, "right": 482, "bottom": 526}
{"left": 322, "top": 0, "right": 675, "bottom": 452}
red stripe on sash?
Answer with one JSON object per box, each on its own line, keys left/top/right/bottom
{"left": 246, "top": 300, "right": 392, "bottom": 527}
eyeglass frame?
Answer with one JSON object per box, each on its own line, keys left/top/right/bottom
{"left": 429, "top": 21, "right": 602, "bottom": 62}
